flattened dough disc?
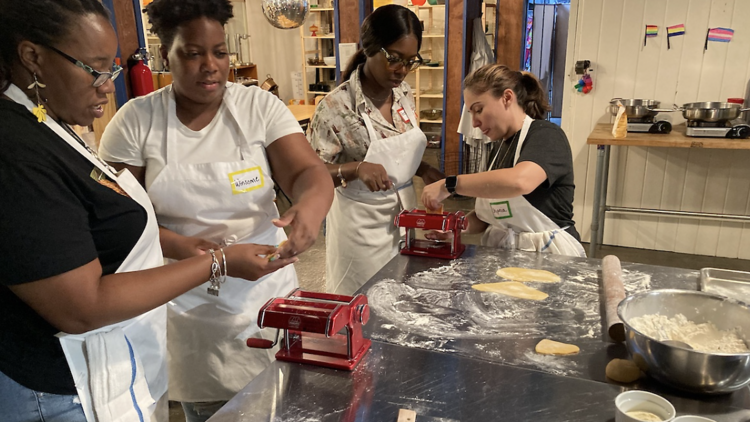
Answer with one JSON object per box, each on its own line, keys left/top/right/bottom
{"left": 472, "top": 281, "right": 548, "bottom": 301}
{"left": 496, "top": 267, "right": 561, "bottom": 283}
{"left": 535, "top": 339, "right": 580, "bottom": 355}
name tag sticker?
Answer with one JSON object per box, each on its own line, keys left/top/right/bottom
{"left": 490, "top": 200, "right": 513, "bottom": 220}
{"left": 397, "top": 107, "right": 410, "bottom": 123}
{"left": 228, "top": 166, "right": 264, "bottom": 194}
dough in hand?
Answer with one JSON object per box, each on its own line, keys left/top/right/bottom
{"left": 535, "top": 339, "right": 580, "bottom": 355}
{"left": 496, "top": 267, "right": 561, "bottom": 283}
{"left": 472, "top": 281, "right": 548, "bottom": 300}
{"left": 605, "top": 358, "right": 641, "bottom": 383}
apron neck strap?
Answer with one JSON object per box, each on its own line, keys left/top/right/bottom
{"left": 4, "top": 83, "right": 118, "bottom": 179}
{"left": 166, "top": 84, "right": 252, "bottom": 164}
{"left": 488, "top": 114, "right": 534, "bottom": 169}
{"left": 359, "top": 93, "right": 414, "bottom": 143}
{"left": 513, "top": 115, "right": 534, "bottom": 166}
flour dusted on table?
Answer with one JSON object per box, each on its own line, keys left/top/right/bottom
{"left": 629, "top": 313, "right": 749, "bottom": 354}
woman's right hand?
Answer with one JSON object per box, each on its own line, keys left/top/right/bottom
{"left": 356, "top": 162, "right": 391, "bottom": 192}
{"left": 223, "top": 244, "right": 298, "bottom": 281}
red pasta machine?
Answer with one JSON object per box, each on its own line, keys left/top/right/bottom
{"left": 394, "top": 208, "right": 468, "bottom": 259}
{"left": 246, "top": 289, "right": 371, "bottom": 371}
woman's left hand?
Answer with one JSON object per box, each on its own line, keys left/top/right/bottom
{"left": 421, "top": 179, "right": 451, "bottom": 211}
{"left": 272, "top": 205, "right": 322, "bottom": 259}
{"left": 419, "top": 166, "right": 445, "bottom": 186}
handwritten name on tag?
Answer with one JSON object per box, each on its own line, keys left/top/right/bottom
{"left": 228, "top": 166, "right": 264, "bottom": 195}
{"left": 490, "top": 200, "right": 513, "bottom": 219}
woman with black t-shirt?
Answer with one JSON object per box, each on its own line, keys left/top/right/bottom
{"left": 421, "top": 64, "right": 585, "bottom": 257}
{"left": 0, "top": 2, "right": 301, "bottom": 421}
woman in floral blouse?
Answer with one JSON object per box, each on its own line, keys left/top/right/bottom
{"left": 309, "top": 4, "right": 443, "bottom": 295}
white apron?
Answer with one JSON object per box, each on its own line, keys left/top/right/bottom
{"left": 475, "top": 115, "right": 586, "bottom": 257}
{"left": 146, "top": 87, "right": 297, "bottom": 402}
{"left": 6, "top": 84, "right": 168, "bottom": 422}
{"left": 326, "top": 95, "right": 427, "bottom": 295}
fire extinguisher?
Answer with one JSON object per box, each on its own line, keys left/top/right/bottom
{"left": 129, "top": 48, "right": 154, "bottom": 98}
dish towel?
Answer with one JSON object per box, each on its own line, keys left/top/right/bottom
{"left": 85, "top": 327, "right": 155, "bottom": 422}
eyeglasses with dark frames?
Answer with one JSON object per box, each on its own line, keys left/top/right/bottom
{"left": 380, "top": 48, "right": 423, "bottom": 72}
{"left": 45, "top": 45, "right": 122, "bottom": 88}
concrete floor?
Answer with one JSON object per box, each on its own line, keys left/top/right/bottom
{"left": 168, "top": 148, "right": 750, "bottom": 421}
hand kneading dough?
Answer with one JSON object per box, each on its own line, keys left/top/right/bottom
{"left": 605, "top": 358, "right": 642, "bottom": 383}
{"left": 535, "top": 339, "right": 580, "bottom": 355}
{"left": 496, "top": 267, "right": 561, "bottom": 283}
{"left": 472, "top": 281, "right": 548, "bottom": 300}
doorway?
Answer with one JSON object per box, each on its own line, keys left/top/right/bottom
{"left": 523, "top": 0, "right": 570, "bottom": 122}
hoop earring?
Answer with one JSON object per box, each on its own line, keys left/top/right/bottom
{"left": 27, "top": 73, "right": 47, "bottom": 122}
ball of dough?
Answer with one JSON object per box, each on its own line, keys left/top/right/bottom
{"left": 606, "top": 358, "right": 641, "bottom": 383}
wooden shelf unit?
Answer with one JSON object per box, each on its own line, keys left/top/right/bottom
{"left": 300, "top": 2, "right": 338, "bottom": 104}
{"left": 406, "top": 3, "right": 446, "bottom": 128}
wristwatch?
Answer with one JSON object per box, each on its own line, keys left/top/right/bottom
{"left": 445, "top": 175, "right": 458, "bottom": 195}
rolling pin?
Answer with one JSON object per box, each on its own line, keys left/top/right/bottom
{"left": 602, "top": 255, "right": 626, "bottom": 342}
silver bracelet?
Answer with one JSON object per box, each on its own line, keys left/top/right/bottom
{"left": 220, "top": 247, "right": 227, "bottom": 282}
{"left": 207, "top": 249, "right": 222, "bottom": 296}
{"left": 337, "top": 165, "right": 347, "bottom": 188}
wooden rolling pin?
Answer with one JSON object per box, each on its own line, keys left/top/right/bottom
{"left": 602, "top": 255, "right": 626, "bottom": 342}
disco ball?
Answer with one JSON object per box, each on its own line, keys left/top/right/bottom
{"left": 261, "top": 0, "right": 310, "bottom": 30}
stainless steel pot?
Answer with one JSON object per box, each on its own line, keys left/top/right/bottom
{"left": 678, "top": 102, "right": 750, "bottom": 122}
{"left": 609, "top": 98, "right": 673, "bottom": 119}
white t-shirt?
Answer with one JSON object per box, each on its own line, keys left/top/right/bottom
{"left": 99, "top": 83, "right": 302, "bottom": 190}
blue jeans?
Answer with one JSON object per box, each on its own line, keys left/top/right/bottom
{"left": 0, "top": 370, "right": 86, "bottom": 422}
{"left": 181, "top": 401, "right": 227, "bottom": 422}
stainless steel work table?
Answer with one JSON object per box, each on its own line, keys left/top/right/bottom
{"left": 210, "top": 246, "right": 750, "bottom": 421}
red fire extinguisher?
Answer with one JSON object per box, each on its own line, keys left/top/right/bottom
{"left": 129, "top": 48, "right": 154, "bottom": 98}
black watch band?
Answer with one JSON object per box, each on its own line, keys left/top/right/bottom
{"left": 445, "top": 175, "right": 458, "bottom": 195}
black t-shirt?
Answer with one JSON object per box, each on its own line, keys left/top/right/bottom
{"left": 487, "top": 119, "right": 580, "bottom": 240}
{"left": 0, "top": 100, "right": 147, "bottom": 395}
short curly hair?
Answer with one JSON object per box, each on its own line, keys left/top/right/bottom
{"left": 144, "top": 0, "right": 234, "bottom": 49}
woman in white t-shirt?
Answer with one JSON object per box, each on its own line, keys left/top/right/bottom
{"left": 98, "top": 1, "right": 333, "bottom": 421}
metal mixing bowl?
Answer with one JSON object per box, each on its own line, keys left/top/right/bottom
{"left": 618, "top": 289, "right": 750, "bottom": 394}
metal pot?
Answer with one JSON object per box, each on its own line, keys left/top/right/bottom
{"left": 678, "top": 102, "right": 750, "bottom": 122}
{"left": 260, "top": 74, "right": 279, "bottom": 98}
{"left": 609, "top": 98, "right": 673, "bottom": 119}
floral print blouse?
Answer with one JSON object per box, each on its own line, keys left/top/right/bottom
{"left": 308, "top": 65, "right": 417, "bottom": 164}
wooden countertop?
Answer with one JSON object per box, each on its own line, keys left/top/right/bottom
{"left": 586, "top": 123, "right": 750, "bottom": 149}
{"left": 287, "top": 104, "right": 317, "bottom": 123}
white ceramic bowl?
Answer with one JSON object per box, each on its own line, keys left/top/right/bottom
{"left": 323, "top": 56, "right": 336, "bottom": 66}
{"left": 615, "top": 390, "right": 676, "bottom": 422}
{"left": 672, "top": 417, "right": 716, "bottom": 422}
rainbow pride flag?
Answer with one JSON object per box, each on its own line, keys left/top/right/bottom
{"left": 667, "top": 24, "right": 685, "bottom": 36}
{"left": 707, "top": 27, "right": 734, "bottom": 42}
{"left": 645, "top": 25, "right": 659, "bottom": 37}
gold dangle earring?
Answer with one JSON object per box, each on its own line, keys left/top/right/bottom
{"left": 27, "top": 73, "right": 47, "bottom": 122}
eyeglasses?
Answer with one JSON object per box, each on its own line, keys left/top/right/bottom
{"left": 45, "top": 45, "right": 122, "bottom": 88}
{"left": 380, "top": 48, "right": 423, "bottom": 72}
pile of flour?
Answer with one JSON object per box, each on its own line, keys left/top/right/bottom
{"left": 629, "top": 313, "right": 749, "bottom": 354}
